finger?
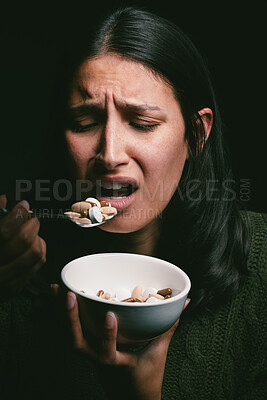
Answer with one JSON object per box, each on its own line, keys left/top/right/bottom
{"left": 66, "top": 292, "right": 94, "bottom": 356}
{"left": 0, "top": 217, "right": 41, "bottom": 264}
{"left": 99, "top": 313, "right": 138, "bottom": 367}
{"left": 50, "top": 283, "right": 60, "bottom": 297}
{"left": 184, "top": 297, "right": 191, "bottom": 309}
{"left": 99, "top": 312, "right": 118, "bottom": 364}
{"left": 0, "top": 194, "right": 7, "bottom": 208}
{"left": 0, "top": 201, "right": 30, "bottom": 243}
{"left": 0, "top": 235, "right": 46, "bottom": 284}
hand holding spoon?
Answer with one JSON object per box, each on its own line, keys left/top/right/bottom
{"left": 0, "top": 197, "right": 117, "bottom": 228}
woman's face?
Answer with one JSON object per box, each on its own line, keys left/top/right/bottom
{"left": 65, "top": 54, "right": 188, "bottom": 233}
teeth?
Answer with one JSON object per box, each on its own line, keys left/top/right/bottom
{"left": 100, "top": 182, "right": 130, "bottom": 190}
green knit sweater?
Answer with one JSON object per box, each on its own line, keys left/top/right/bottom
{"left": 0, "top": 211, "right": 266, "bottom": 400}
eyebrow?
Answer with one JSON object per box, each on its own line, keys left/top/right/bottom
{"left": 70, "top": 85, "right": 166, "bottom": 114}
{"left": 69, "top": 104, "right": 97, "bottom": 113}
{"left": 69, "top": 102, "right": 165, "bottom": 114}
{"left": 123, "top": 102, "right": 163, "bottom": 112}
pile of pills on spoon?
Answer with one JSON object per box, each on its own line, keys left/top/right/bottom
{"left": 81, "top": 285, "right": 178, "bottom": 303}
{"left": 64, "top": 197, "right": 117, "bottom": 225}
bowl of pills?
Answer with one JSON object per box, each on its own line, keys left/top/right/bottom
{"left": 61, "top": 253, "right": 191, "bottom": 344}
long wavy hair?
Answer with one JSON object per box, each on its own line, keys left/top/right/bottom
{"left": 43, "top": 6, "right": 249, "bottom": 313}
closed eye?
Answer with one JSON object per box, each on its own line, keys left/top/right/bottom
{"left": 130, "top": 122, "right": 158, "bottom": 131}
{"left": 69, "top": 120, "right": 159, "bottom": 133}
{"left": 71, "top": 123, "right": 98, "bottom": 133}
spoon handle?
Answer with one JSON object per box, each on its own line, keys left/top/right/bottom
{"left": 0, "top": 207, "right": 69, "bottom": 220}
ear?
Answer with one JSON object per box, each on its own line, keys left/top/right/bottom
{"left": 198, "top": 107, "right": 213, "bottom": 141}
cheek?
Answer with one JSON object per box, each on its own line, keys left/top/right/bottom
{"left": 65, "top": 133, "right": 92, "bottom": 175}
{"left": 142, "top": 134, "right": 187, "bottom": 193}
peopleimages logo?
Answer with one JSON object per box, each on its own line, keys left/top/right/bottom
{"left": 15, "top": 178, "right": 251, "bottom": 203}
{"left": 15, "top": 179, "right": 94, "bottom": 202}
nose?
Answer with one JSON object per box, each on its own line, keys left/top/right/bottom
{"left": 95, "top": 116, "right": 129, "bottom": 171}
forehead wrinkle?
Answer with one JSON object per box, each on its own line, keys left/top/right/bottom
{"left": 70, "top": 85, "right": 166, "bottom": 114}
{"left": 77, "top": 83, "right": 92, "bottom": 101}
{"left": 71, "top": 65, "right": 170, "bottom": 116}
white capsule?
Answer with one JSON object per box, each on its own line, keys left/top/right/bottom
{"left": 146, "top": 296, "right": 160, "bottom": 303}
{"left": 110, "top": 297, "right": 119, "bottom": 302}
{"left": 143, "top": 287, "right": 157, "bottom": 299}
{"left": 89, "top": 207, "right": 103, "bottom": 223}
{"left": 115, "top": 287, "right": 132, "bottom": 302}
{"left": 85, "top": 197, "right": 101, "bottom": 207}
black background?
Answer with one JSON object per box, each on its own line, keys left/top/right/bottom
{"left": 0, "top": 0, "right": 266, "bottom": 212}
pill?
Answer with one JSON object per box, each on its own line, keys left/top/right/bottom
{"left": 146, "top": 296, "right": 160, "bottom": 303}
{"left": 157, "top": 288, "right": 172, "bottom": 297}
{"left": 81, "top": 209, "right": 89, "bottom": 217}
{"left": 133, "top": 296, "right": 145, "bottom": 302}
{"left": 64, "top": 211, "right": 82, "bottom": 218}
{"left": 100, "top": 206, "right": 117, "bottom": 216}
{"left": 122, "top": 297, "right": 135, "bottom": 302}
{"left": 74, "top": 218, "right": 92, "bottom": 225}
{"left": 89, "top": 207, "right": 103, "bottom": 223}
{"left": 143, "top": 287, "right": 157, "bottom": 299}
{"left": 149, "top": 293, "right": 165, "bottom": 300}
{"left": 101, "top": 292, "right": 111, "bottom": 300}
{"left": 71, "top": 201, "right": 92, "bottom": 213}
{"left": 133, "top": 297, "right": 142, "bottom": 302}
{"left": 115, "top": 288, "right": 132, "bottom": 301}
{"left": 85, "top": 197, "right": 101, "bottom": 208}
{"left": 92, "top": 285, "right": 175, "bottom": 303}
{"left": 100, "top": 201, "right": 111, "bottom": 207}
{"left": 164, "top": 294, "right": 172, "bottom": 299}
{"left": 131, "top": 285, "right": 143, "bottom": 298}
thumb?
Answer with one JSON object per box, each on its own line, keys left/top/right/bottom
{"left": 161, "top": 298, "right": 191, "bottom": 343}
{"left": 0, "top": 194, "right": 7, "bottom": 209}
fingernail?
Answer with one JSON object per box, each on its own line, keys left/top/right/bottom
{"left": 105, "top": 311, "right": 115, "bottom": 329}
{"left": 19, "top": 200, "right": 30, "bottom": 211}
{"left": 185, "top": 298, "right": 191, "bottom": 307}
{"left": 50, "top": 283, "right": 59, "bottom": 296}
{"left": 67, "top": 292, "right": 76, "bottom": 309}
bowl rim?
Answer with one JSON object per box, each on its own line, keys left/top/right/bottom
{"left": 61, "top": 252, "right": 191, "bottom": 307}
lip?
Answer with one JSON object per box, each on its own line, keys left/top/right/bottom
{"left": 93, "top": 176, "right": 138, "bottom": 212}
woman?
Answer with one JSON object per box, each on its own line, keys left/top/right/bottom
{"left": 0, "top": 6, "right": 266, "bottom": 400}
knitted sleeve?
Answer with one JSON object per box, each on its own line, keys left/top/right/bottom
{"left": 162, "top": 211, "right": 267, "bottom": 400}
{"left": 233, "top": 212, "right": 267, "bottom": 399}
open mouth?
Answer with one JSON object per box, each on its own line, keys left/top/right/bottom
{"left": 95, "top": 181, "right": 137, "bottom": 199}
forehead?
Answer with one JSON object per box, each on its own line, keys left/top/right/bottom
{"left": 70, "top": 54, "right": 177, "bottom": 107}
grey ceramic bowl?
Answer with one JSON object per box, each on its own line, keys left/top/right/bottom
{"left": 61, "top": 253, "right": 191, "bottom": 344}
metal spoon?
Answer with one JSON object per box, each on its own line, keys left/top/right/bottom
{"left": 0, "top": 207, "right": 116, "bottom": 228}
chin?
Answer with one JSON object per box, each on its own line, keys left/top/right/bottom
{"left": 99, "top": 216, "right": 150, "bottom": 234}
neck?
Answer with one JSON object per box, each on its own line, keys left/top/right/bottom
{"left": 100, "top": 218, "right": 161, "bottom": 256}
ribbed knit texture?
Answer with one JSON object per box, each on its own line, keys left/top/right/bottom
{"left": 162, "top": 212, "right": 267, "bottom": 399}
{"left": 0, "top": 211, "right": 266, "bottom": 399}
